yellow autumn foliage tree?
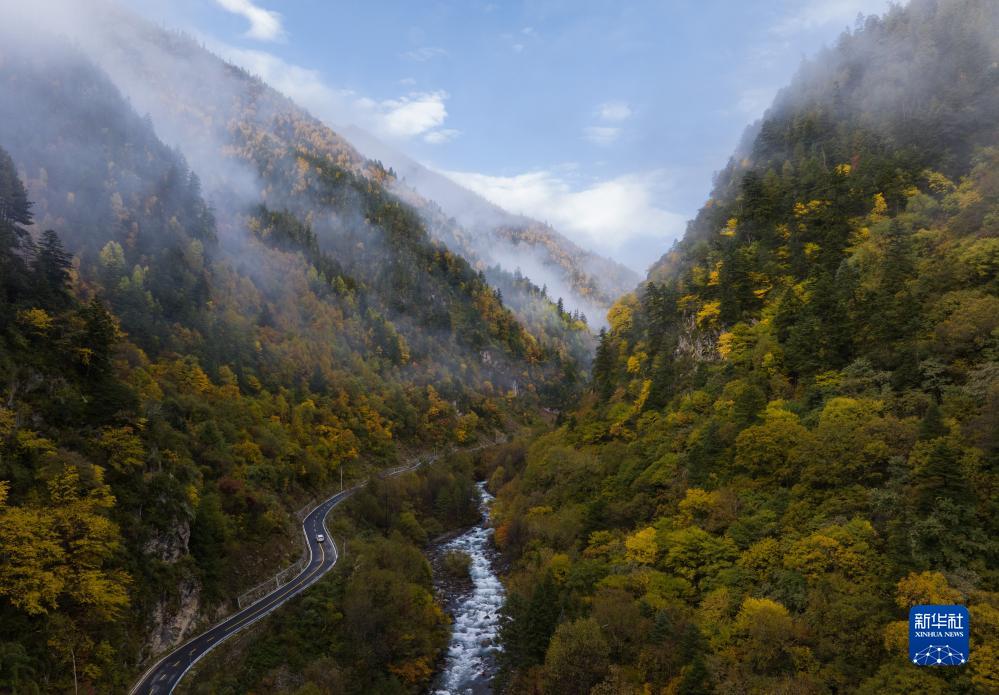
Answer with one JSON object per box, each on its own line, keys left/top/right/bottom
{"left": 625, "top": 527, "right": 658, "bottom": 565}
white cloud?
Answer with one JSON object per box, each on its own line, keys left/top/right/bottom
{"left": 214, "top": 0, "right": 285, "bottom": 42}
{"left": 213, "top": 44, "right": 453, "bottom": 141}
{"left": 583, "top": 101, "right": 631, "bottom": 146}
{"left": 218, "top": 45, "right": 348, "bottom": 110}
{"left": 583, "top": 126, "right": 620, "bottom": 146}
{"left": 773, "top": 0, "right": 888, "bottom": 37}
{"left": 441, "top": 167, "right": 686, "bottom": 269}
{"left": 402, "top": 46, "right": 448, "bottom": 62}
{"left": 598, "top": 101, "right": 632, "bottom": 122}
{"left": 424, "top": 128, "right": 461, "bottom": 145}
{"left": 502, "top": 28, "right": 534, "bottom": 53}
{"left": 378, "top": 91, "right": 449, "bottom": 138}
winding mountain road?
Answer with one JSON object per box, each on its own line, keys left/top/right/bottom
{"left": 130, "top": 456, "right": 433, "bottom": 694}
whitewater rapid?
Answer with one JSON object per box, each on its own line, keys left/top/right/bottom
{"left": 433, "top": 482, "right": 504, "bottom": 694}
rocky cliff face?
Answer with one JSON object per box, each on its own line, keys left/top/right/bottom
{"left": 142, "top": 518, "right": 191, "bottom": 564}
{"left": 140, "top": 517, "right": 206, "bottom": 656}
{"left": 147, "top": 577, "right": 202, "bottom": 655}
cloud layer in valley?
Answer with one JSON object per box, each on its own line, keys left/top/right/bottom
{"left": 442, "top": 167, "right": 684, "bottom": 273}
{"left": 105, "top": 0, "right": 896, "bottom": 274}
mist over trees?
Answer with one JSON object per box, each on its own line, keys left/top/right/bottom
{"left": 0, "top": 4, "right": 588, "bottom": 691}
{"left": 0, "top": 0, "right": 997, "bottom": 692}
{"left": 342, "top": 124, "right": 640, "bottom": 330}
{"left": 490, "top": 1, "right": 999, "bottom": 692}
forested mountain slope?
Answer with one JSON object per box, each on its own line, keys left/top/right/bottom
{"left": 490, "top": 1, "right": 999, "bottom": 693}
{"left": 343, "top": 125, "right": 640, "bottom": 328}
{"left": 0, "top": 14, "right": 585, "bottom": 694}
{"left": 47, "top": 0, "right": 597, "bottom": 363}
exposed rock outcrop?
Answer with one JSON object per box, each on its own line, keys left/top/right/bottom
{"left": 147, "top": 577, "right": 202, "bottom": 655}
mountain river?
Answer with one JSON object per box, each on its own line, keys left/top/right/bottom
{"left": 432, "top": 482, "right": 504, "bottom": 694}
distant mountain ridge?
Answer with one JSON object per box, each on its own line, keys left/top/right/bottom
{"left": 0, "top": 3, "right": 592, "bottom": 690}
{"left": 342, "top": 125, "right": 640, "bottom": 326}
{"left": 56, "top": 2, "right": 606, "bottom": 347}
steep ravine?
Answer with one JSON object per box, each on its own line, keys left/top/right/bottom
{"left": 431, "top": 483, "right": 504, "bottom": 694}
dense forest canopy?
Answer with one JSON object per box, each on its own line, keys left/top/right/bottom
{"left": 0, "top": 10, "right": 585, "bottom": 692}
{"left": 0, "top": 0, "right": 998, "bottom": 693}
{"left": 488, "top": 1, "right": 999, "bottom": 693}
{"left": 46, "top": 0, "right": 602, "bottom": 358}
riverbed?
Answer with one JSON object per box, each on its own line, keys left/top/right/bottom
{"left": 432, "top": 482, "right": 504, "bottom": 695}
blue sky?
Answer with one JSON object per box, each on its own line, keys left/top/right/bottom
{"left": 126, "top": 0, "right": 891, "bottom": 272}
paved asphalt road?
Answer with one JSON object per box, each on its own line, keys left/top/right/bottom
{"left": 129, "top": 454, "right": 444, "bottom": 694}
{"left": 129, "top": 488, "right": 352, "bottom": 694}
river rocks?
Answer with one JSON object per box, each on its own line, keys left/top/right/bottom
{"left": 433, "top": 482, "right": 504, "bottom": 695}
